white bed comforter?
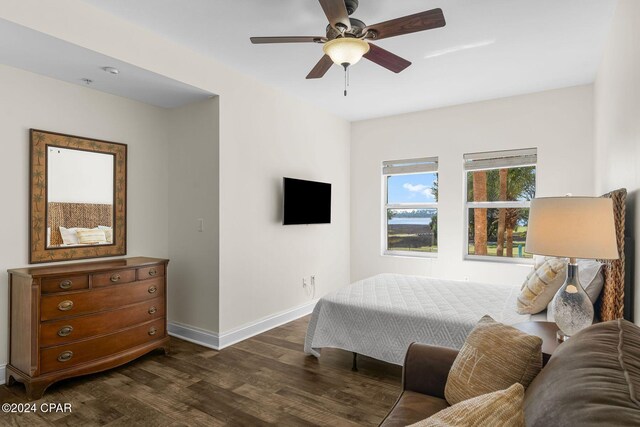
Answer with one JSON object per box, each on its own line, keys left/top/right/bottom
{"left": 304, "top": 273, "right": 530, "bottom": 365}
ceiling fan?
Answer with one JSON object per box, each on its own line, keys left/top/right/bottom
{"left": 250, "top": 0, "right": 446, "bottom": 95}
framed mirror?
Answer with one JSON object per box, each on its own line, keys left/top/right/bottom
{"left": 30, "top": 129, "right": 127, "bottom": 263}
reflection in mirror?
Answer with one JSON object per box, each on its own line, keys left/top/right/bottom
{"left": 46, "top": 146, "right": 115, "bottom": 248}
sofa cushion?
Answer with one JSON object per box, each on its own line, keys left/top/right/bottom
{"left": 408, "top": 383, "right": 525, "bottom": 427}
{"left": 524, "top": 319, "right": 640, "bottom": 426}
{"left": 445, "top": 315, "right": 542, "bottom": 405}
{"left": 379, "top": 391, "right": 449, "bottom": 427}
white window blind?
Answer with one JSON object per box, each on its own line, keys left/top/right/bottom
{"left": 463, "top": 148, "right": 537, "bottom": 171}
{"left": 383, "top": 157, "right": 438, "bottom": 175}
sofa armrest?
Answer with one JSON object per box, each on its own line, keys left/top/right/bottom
{"left": 402, "top": 343, "right": 459, "bottom": 398}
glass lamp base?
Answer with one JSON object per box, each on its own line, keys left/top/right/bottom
{"left": 552, "top": 261, "right": 594, "bottom": 339}
{"left": 556, "top": 330, "right": 570, "bottom": 342}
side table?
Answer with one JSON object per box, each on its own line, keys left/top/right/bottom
{"left": 513, "top": 321, "right": 561, "bottom": 366}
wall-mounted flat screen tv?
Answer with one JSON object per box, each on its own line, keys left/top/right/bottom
{"left": 283, "top": 177, "right": 331, "bottom": 225}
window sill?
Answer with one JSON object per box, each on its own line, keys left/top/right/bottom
{"left": 464, "top": 255, "right": 534, "bottom": 266}
{"left": 383, "top": 251, "right": 438, "bottom": 259}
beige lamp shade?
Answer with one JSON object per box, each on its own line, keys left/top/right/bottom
{"left": 525, "top": 197, "right": 619, "bottom": 260}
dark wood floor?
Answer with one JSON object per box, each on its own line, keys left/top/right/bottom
{"left": 1, "top": 316, "right": 402, "bottom": 426}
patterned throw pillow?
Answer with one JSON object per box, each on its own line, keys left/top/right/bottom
{"left": 77, "top": 229, "right": 107, "bottom": 244}
{"left": 59, "top": 226, "right": 86, "bottom": 245}
{"left": 409, "top": 383, "right": 525, "bottom": 427}
{"left": 99, "top": 227, "right": 113, "bottom": 243}
{"left": 444, "top": 315, "right": 542, "bottom": 405}
{"left": 516, "top": 257, "right": 566, "bottom": 314}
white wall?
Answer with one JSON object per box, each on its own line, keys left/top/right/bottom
{"left": 0, "top": 1, "right": 352, "bottom": 338}
{"left": 0, "top": 64, "right": 170, "bottom": 368}
{"left": 218, "top": 87, "right": 351, "bottom": 332}
{"left": 48, "top": 147, "right": 114, "bottom": 204}
{"left": 594, "top": 0, "right": 640, "bottom": 321}
{"left": 351, "top": 86, "right": 595, "bottom": 285}
{"left": 168, "top": 97, "right": 220, "bottom": 332}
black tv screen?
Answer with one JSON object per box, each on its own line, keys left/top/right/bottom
{"left": 283, "top": 178, "right": 331, "bottom": 225}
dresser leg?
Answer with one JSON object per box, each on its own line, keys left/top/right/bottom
{"left": 160, "top": 345, "right": 170, "bottom": 356}
{"left": 6, "top": 374, "right": 16, "bottom": 387}
{"left": 25, "top": 381, "right": 50, "bottom": 401}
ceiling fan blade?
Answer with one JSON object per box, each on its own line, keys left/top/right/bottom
{"left": 364, "top": 43, "right": 412, "bottom": 73}
{"left": 318, "top": 0, "right": 351, "bottom": 31}
{"left": 250, "top": 36, "right": 326, "bottom": 44}
{"left": 306, "top": 55, "right": 334, "bottom": 79}
{"left": 365, "top": 8, "right": 446, "bottom": 41}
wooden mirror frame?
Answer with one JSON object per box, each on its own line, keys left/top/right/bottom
{"left": 29, "top": 129, "right": 127, "bottom": 263}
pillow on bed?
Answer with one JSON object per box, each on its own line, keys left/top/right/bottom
{"left": 59, "top": 226, "right": 87, "bottom": 245}
{"left": 77, "top": 228, "right": 107, "bottom": 245}
{"left": 98, "top": 226, "right": 113, "bottom": 243}
{"left": 409, "top": 383, "right": 525, "bottom": 427}
{"left": 445, "top": 315, "right": 542, "bottom": 405}
{"left": 577, "top": 259, "right": 605, "bottom": 302}
{"left": 516, "top": 257, "right": 566, "bottom": 314}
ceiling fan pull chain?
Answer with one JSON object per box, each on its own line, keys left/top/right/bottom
{"left": 344, "top": 64, "right": 348, "bottom": 96}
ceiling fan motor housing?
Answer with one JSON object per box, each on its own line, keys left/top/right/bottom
{"left": 326, "top": 18, "right": 366, "bottom": 40}
{"left": 344, "top": 0, "right": 359, "bottom": 15}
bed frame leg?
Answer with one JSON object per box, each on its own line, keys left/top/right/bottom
{"left": 352, "top": 352, "right": 358, "bottom": 372}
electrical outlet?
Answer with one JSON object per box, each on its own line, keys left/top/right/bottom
{"left": 302, "top": 278, "right": 308, "bottom": 288}
{"left": 197, "top": 218, "right": 204, "bottom": 232}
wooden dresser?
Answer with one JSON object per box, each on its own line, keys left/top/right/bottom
{"left": 6, "top": 257, "right": 170, "bottom": 399}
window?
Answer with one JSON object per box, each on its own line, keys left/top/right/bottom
{"left": 383, "top": 157, "right": 438, "bottom": 256}
{"left": 464, "top": 149, "right": 537, "bottom": 261}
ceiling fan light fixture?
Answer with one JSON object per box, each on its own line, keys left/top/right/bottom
{"left": 323, "top": 38, "right": 370, "bottom": 67}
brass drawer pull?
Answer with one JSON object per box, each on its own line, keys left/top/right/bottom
{"left": 148, "top": 285, "right": 157, "bottom": 294}
{"left": 58, "top": 300, "right": 74, "bottom": 311}
{"left": 110, "top": 274, "right": 121, "bottom": 283}
{"left": 148, "top": 306, "right": 157, "bottom": 315}
{"left": 148, "top": 268, "right": 158, "bottom": 277}
{"left": 57, "top": 351, "right": 73, "bottom": 362}
{"left": 148, "top": 327, "right": 157, "bottom": 336}
{"left": 57, "top": 326, "right": 74, "bottom": 337}
{"left": 59, "top": 280, "right": 73, "bottom": 290}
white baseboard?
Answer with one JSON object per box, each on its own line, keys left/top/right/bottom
{"left": 168, "top": 299, "right": 318, "bottom": 351}
{"left": 0, "top": 364, "right": 6, "bottom": 385}
{"left": 168, "top": 321, "right": 220, "bottom": 350}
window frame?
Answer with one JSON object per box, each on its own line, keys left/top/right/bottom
{"left": 463, "top": 149, "right": 537, "bottom": 264}
{"left": 382, "top": 157, "right": 438, "bottom": 258}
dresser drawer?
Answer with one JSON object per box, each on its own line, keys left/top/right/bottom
{"left": 137, "top": 264, "right": 164, "bottom": 281}
{"left": 40, "top": 277, "right": 164, "bottom": 321}
{"left": 40, "top": 318, "right": 165, "bottom": 374}
{"left": 41, "top": 275, "right": 89, "bottom": 294}
{"left": 40, "top": 297, "right": 165, "bottom": 347}
{"left": 92, "top": 269, "right": 136, "bottom": 287}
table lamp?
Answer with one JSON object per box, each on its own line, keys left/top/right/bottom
{"left": 525, "top": 196, "right": 619, "bottom": 341}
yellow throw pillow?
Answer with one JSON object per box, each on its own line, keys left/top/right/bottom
{"left": 98, "top": 226, "right": 113, "bottom": 243}
{"left": 517, "top": 257, "right": 566, "bottom": 314}
{"left": 444, "top": 315, "right": 542, "bottom": 405}
{"left": 77, "top": 229, "right": 107, "bottom": 245}
{"left": 103, "top": 228, "right": 113, "bottom": 243}
{"left": 409, "top": 383, "right": 525, "bottom": 427}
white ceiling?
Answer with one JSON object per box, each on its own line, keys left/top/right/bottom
{"left": 0, "top": 18, "right": 214, "bottom": 109}
{"left": 1, "top": 1, "right": 616, "bottom": 119}
{"left": 79, "top": 0, "right": 618, "bottom": 121}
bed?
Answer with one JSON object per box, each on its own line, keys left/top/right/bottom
{"left": 47, "top": 202, "right": 113, "bottom": 246}
{"left": 304, "top": 189, "right": 630, "bottom": 366}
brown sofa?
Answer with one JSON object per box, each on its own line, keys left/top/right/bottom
{"left": 380, "top": 319, "right": 640, "bottom": 426}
